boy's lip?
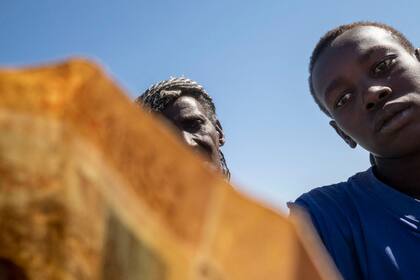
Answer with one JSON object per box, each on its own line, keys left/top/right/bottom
{"left": 374, "top": 101, "right": 412, "bottom": 133}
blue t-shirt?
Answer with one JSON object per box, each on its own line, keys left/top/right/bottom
{"left": 294, "top": 168, "right": 420, "bottom": 280}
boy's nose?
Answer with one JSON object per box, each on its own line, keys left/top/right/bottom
{"left": 364, "top": 86, "right": 392, "bottom": 110}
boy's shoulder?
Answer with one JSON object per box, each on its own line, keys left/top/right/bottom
{"left": 291, "top": 168, "right": 375, "bottom": 246}
{"left": 291, "top": 169, "right": 375, "bottom": 279}
{"left": 293, "top": 169, "right": 420, "bottom": 280}
{"left": 295, "top": 169, "right": 371, "bottom": 213}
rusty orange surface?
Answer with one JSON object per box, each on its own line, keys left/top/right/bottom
{"left": 0, "top": 59, "right": 341, "bottom": 279}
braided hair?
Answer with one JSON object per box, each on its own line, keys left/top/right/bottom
{"left": 135, "top": 77, "right": 230, "bottom": 179}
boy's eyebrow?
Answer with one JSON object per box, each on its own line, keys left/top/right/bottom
{"left": 324, "top": 76, "right": 347, "bottom": 98}
{"left": 323, "top": 46, "right": 390, "bottom": 97}
{"left": 358, "top": 45, "right": 388, "bottom": 63}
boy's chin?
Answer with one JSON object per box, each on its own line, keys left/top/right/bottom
{"left": 371, "top": 132, "right": 420, "bottom": 160}
{"left": 371, "top": 107, "right": 420, "bottom": 157}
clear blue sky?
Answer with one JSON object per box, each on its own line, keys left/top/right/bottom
{"left": 2, "top": 0, "right": 419, "bottom": 211}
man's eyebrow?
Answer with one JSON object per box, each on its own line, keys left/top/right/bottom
{"left": 178, "top": 113, "right": 205, "bottom": 120}
{"left": 358, "top": 46, "right": 388, "bottom": 63}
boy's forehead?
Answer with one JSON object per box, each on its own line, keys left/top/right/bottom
{"left": 312, "top": 26, "right": 403, "bottom": 104}
{"left": 331, "top": 26, "right": 396, "bottom": 50}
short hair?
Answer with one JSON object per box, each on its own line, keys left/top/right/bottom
{"left": 309, "top": 21, "right": 415, "bottom": 116}
{"left": 136, "top": 77, "right": 230, "bottom": 179}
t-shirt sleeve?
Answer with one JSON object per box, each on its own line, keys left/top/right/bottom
{"left": 292, "top": 187, "right": 364, "bottom": 280}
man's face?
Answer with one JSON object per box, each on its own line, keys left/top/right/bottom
{"left": 312, "top": 26, "right": 420, "bottom": 158}
{"left": 162, "top": 95, "right": 222, "bottom": 168}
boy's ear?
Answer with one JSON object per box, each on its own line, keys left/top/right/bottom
{"left": 329, "top": 120, "right": 357, "bottom": 149}
{"left": 415, "top": 48, "right": 420, "bottom": 61}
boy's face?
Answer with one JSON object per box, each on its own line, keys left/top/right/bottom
{"left": 312, "top": 26, "right": 420, "bottom": 158}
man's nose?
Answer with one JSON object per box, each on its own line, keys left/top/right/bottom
{"left": 364, "top": 85, "right": 392, "bottom": 110}
{"left": 181, "top": 131, "right": 197, "bottom": 147}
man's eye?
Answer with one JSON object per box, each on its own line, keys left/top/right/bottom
{"left": 182, "top": 118, "right": 203, "bottom": 132}
{"left": 335, "top": 92, "right": 352, "bottom": 108}
{"left": 372, "top": 56, "right": 396, "bottom": 76}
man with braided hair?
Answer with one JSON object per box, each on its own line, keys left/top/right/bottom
{"left": 136, "top": 77, "right": 230, "bottom": 179}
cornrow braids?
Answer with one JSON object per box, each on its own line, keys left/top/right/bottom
{"left": 136, "top": 77, "right": 230, "bottom": 179}
{"left": 135, "top": 77, "right": 215, "bottom": 114}
{"left": 309, "top": 21, "right": 415, "bottom": 116}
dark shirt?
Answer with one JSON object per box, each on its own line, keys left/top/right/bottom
{"left": 293, "top": 168, "right": 420, "bottom": 280}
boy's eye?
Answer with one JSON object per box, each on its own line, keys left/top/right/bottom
{"left": 371, "top": 56, "right": 396, "bottom": 77}
{"left": 335, "top": 92, "right": 352, "bottom": 108}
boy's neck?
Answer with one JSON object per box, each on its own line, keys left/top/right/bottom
{"left": 374, "top": 152, "right": 420, "bottom": 199}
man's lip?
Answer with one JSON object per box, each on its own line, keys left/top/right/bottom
{"left": 374, "top": 101, "right": 412, "bottom": 133}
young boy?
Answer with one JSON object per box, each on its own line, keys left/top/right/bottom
{"left": 293, "top": 22, "right": 420, "bottom": 280}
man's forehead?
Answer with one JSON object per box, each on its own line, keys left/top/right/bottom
{"left": 172, "top": 95, "right": 205, "bottom": 115}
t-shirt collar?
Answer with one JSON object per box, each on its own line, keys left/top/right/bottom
{"left": 364, "top": 167, "right": 420, "bottom": 224}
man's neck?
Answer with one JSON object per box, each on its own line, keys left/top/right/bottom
{"left": 374, "top": 152, "right": 420, "bottom": 199}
